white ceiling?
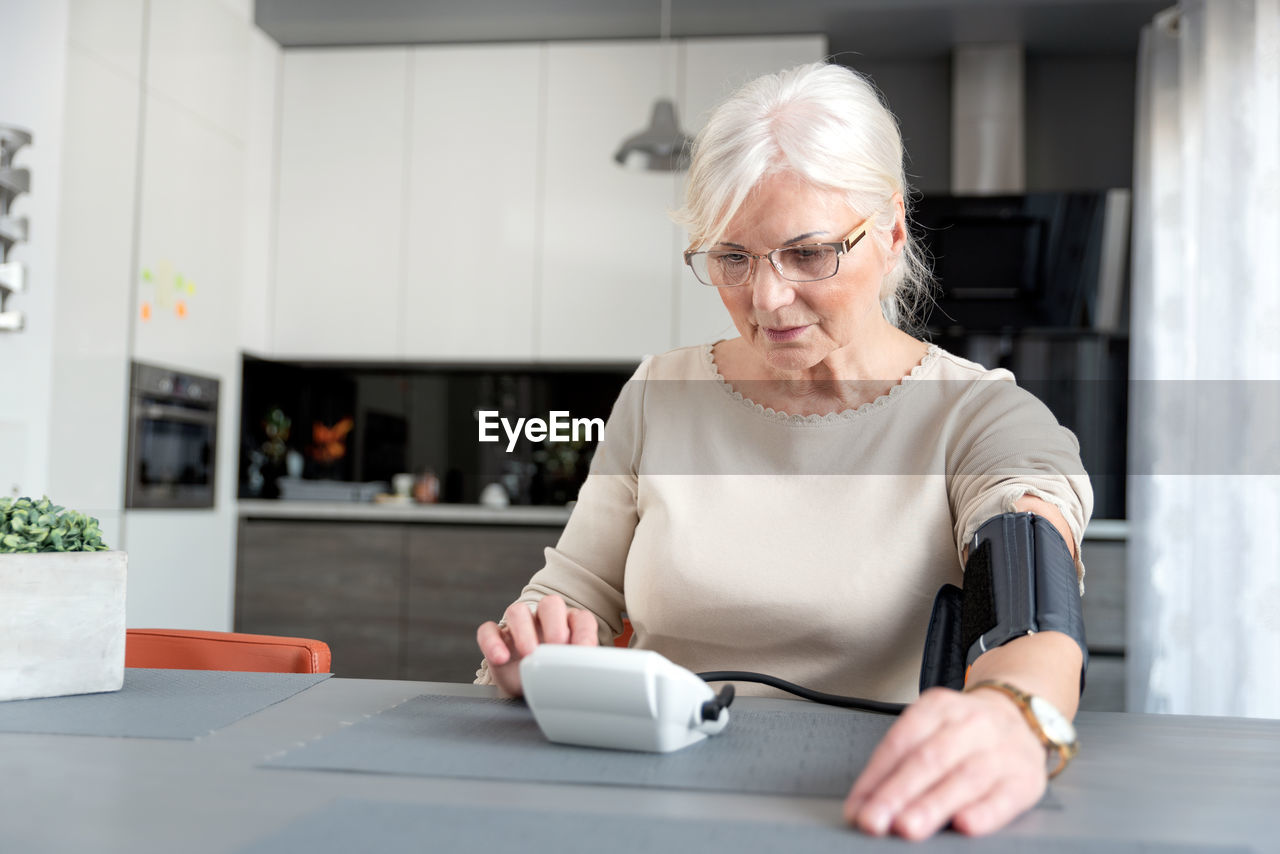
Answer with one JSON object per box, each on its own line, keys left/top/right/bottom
{"left": 255, "top": 0, "right": 1168, "bottom": 57}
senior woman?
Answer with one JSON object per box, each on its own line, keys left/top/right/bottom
{"left": 475, "top": 61, "right": 1091, "bottom": 841}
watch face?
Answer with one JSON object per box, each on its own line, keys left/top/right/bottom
{"left": 1029, "top": 695, "right": 1077, "bottom": 746}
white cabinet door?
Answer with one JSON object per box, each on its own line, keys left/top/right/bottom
{"left": 146, "top": 0, "right": 249, "bottom": 143}
{"left": 273, "top": 49, "right": 408, "bottom": 358}
{"left": 674, "top": 37, "right": 827, "bottom": 350}
{"left": 131, "top": 94, "right": 246, "bottom": 378}
{"left": 47, "top": 43, "right": 142, "bottom": 514}
{"left": 404, "top": 45, "right": 542, "bottom": 360}
{"left": 131, "top": 0, "right": 255, "bottom": 375}
{"left": 240, "top": 29, "right": 281, "bottom": 357}
{"left": 538, "top": 42, "right": 682, "bottom": 362}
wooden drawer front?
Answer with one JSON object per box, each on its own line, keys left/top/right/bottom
{"left": 1080, "top": 653, "right": 1125, "bottom": 712}
{"left": 235, "top": 520, "right": 404, "bottom": 678}
{"left": 405, "top": 525, "right": 561, "bottom": 683}
{"left": 1081, "top": 540, "right": 1125, "bottom": 654}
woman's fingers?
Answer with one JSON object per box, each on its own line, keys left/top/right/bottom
{"left": 475, "top": 621, "right": 511, "bottom": 666}
{"left": 951, "top": 777, "right": 1042, "bottom": 837}
{"left": 845, "top": 687, "right": 1045, "bottom": 840}
{"left": 567, "top": 608, "right": 599, "bottom": 645}
{"left": 849, "top": 712, "right": 980, "bottom": 836}
{"left": 888, "top": 753, "right": 1000, "bottom": 840}
{"left": 487, "top": 653, "right": 524, "bottom": 698}
{"left": 478, "top": 597, "right": 600, "bottom": 699}
{"left": 503, "top": 602, "right": 540, "bottom": 657}
{"left": 844, "top": 688, "right": 952, "bottom": 823}
{"left": 536, "top": 595, "right": 570, "bottom": 644}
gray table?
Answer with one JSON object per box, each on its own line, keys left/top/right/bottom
{"left": 1, "top": 678, "right": 1276, "bottom": 853}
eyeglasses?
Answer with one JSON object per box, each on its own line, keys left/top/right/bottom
{"left": 683, "top": 217, "right": 873, "bottom": 288}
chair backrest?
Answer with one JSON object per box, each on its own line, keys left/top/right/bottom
{"left": 125, "top": 629, "right": 331, "bottom": 674}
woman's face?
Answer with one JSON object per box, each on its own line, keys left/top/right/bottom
{"left": 714, "top": 172, "right": 900, "bottom": 374}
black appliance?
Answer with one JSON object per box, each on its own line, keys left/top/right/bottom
{"left": 915, "top": 191, "right": 1128, "bottom": 332}
{"left": 126, "top": 361, "right": 220, "bottom": 509}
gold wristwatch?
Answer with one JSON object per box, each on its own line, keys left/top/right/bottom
{"left": 964, "top": 680, "right": 1079, "bottom": 778}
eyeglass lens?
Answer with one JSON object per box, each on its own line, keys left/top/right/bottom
{"left": 690, "top": 245, "right": 839, "bottom": 286}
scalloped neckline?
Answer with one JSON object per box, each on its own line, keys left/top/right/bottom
{"left": 704, "top": 341, "right": 939, "bottom": 424}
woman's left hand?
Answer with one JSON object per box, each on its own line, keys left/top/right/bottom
{"left": 843, "top": 686, "right": 1048, "bottom": 840}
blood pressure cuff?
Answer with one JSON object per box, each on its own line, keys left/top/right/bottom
{"left": 919, "top": 512, "right": 1087, "bottom": 694}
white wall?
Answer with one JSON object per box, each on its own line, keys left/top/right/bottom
{"left": 8, "top": 0, "right": 280, "bottom": 631}
{"left": 45, "top": 0, "right": 147, "bottom": 554}
{"left": 0, "top": 0, "right": 70, "bottom": 500}
{"left": 120, "top": 0, "right": 280, "bottom": 631}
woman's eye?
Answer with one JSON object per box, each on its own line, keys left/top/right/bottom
{"left": 715, "top": 252, "right": 750, "bottom": 268}
{"left": 784, "top": 246, "right": 834, "bottom": 270}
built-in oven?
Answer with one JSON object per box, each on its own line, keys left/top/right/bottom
{"left": 125, "top": 361, "right": 220, "bottom": 509}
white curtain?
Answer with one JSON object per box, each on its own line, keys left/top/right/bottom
{"left": 1129, "top": 0, "right": 1280, "bottom": 716}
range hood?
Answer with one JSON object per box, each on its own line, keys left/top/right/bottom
{"left": 951, "top": 44, "right": 1024, "bottom": 195}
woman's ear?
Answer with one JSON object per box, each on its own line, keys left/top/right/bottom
{"left": 887, "top": 193, "right": 907, "bottom": 266}
{"left": 878, "top": 194, "right": 907, "bottom": 294}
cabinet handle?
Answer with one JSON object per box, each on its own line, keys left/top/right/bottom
{"left": 137, "top": 403, "right": 218, "bottom": 425}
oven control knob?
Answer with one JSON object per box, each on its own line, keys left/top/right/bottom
{"left": 189, "top": 384, "right": 203, "bottom": 399}
{"left": 158, "top": 377, "right": 173, "bottom": 393}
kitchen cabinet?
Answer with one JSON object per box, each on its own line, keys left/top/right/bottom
{"left": 536, "top": 37, "right": 825, "bottom": 360}
{"left": 236, "top": 519, "right": 406, "bottom": 678}
{"left": 403, "top": 45, "right": 542, "bottom": 360}
{"left": 272, "top": 48, "right": 408, "bottom": 358}
{"left": 66, "top": 0, "right": 146, "bottom": 80}
{"left": 236, "top": 513, "right": 1127, "bottom": 707}
{"left": 536, "top": 42, "right": 681, "bottom": 361}
{"left": 131, "top": 93, "right": 246, "bottom": 377}
{"left": 1078, "top": 537, "right": 1126, "bottom": 712}
{"left": 240, "top": 28, "right": 283, "bottom": 356}
{"left": 674, "top": 37, "right": 827, "bottom": 349}
{"left": 405, "top": 524, "right": 561, "bottom": 682}
{"left": 270, "top": 36, "right": 826, "bottom": 362}
{"left": 146, "top": 0, "right": 249, "bottom": 143}
{"left": 45, "top": 0, "right": 278, "bottom": 633}
{"left": 235, "top": 517, "right": 559, "bottom": 680}
{"left": 130, "top": 0, "right": 249, "bottom": 377}
{"left": 46, "top": 40, "right": 142, "bottom": 513}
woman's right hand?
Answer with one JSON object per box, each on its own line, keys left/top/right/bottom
{"left": 475, "top": 594, "right": 599, "bottom": 698}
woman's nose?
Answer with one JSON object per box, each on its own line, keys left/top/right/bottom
{"left": 751, "top": 262, "right": 797, "bottom": 312}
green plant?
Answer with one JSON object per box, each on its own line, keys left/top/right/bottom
{"left": 0, "top": 496, "right": 109, "bottom": 553}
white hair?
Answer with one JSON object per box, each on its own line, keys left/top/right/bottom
{"left": 673, "top": 62, "right": 933, "bottom": 331}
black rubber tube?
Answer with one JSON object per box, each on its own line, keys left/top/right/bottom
{"left": 697, "top": 671, "right": 906, "bottom": 715}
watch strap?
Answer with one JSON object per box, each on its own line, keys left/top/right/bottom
{"left": 964, "top": 679, "right": 1077, "bottom": 778}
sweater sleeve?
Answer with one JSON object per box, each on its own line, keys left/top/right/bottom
{"left": 475, "top": 357, "right": 650, "bottom": 685}
{"left": 945, "top": 370, "right": 1094, "bottom": 592}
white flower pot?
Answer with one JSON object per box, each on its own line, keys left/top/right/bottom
{"left": 0, "top": 550, "right": 127, "bottom": 702}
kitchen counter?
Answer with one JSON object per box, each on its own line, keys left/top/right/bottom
{"left": 236, "top": 499, "right": 573, "bottom": 527}
{"left": 237, "top": 499, "right": 1124, "bottom": 539}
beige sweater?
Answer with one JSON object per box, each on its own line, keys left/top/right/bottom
{"left": 476, "top": 343, "right": 1092, "bottom": 702}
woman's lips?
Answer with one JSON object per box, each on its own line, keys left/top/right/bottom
{"left": 763, "top": 325, "right": 809, "bottom": 342}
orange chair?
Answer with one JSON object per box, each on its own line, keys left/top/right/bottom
{"left": 614, "top": 617, "right": 634, "bottom": 649}
{"left": 125, "top": 629, "right": 332, "bottom": 674}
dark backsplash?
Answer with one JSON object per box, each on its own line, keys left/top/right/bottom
{"left": 238, "top": 357, "right": 635, "bottom": 505}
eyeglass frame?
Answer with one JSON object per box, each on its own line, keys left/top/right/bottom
{"left": 682, "top": 216, "right": 875, "bottom": 288}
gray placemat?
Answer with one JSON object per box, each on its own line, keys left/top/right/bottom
{"left": 235, "top": 798, "right": 1249, "bottom": 854}
{"left": 0, "top": 668, "right": 330, "bottom": 739}
{"left": 266, "top": 694, "right": 894, "bottom": 797}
